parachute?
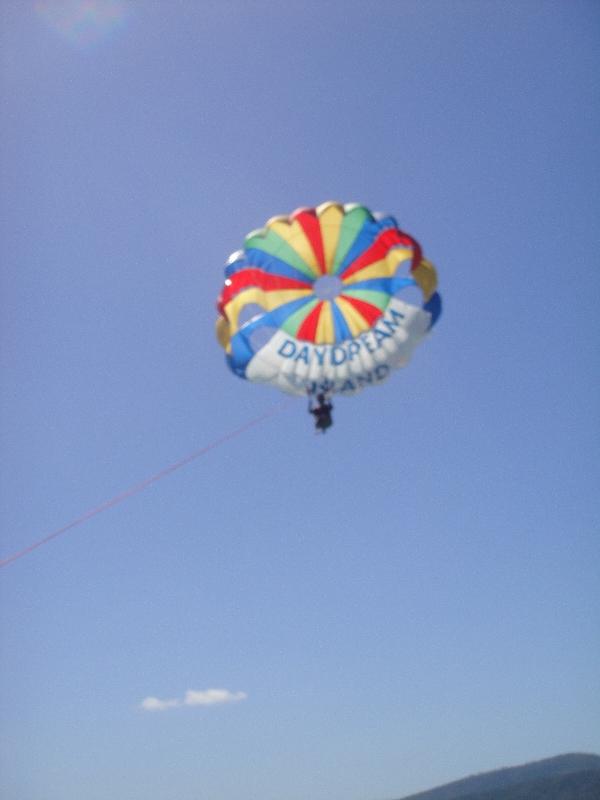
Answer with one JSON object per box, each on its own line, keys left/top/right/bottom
{"left": 215, "top": 202, "right": 441, "bottom": 397}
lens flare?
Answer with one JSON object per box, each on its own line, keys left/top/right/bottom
{"left": 35, "top": 0, "right": 131, "bottom": 48}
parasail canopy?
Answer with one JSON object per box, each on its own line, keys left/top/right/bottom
{"left": 216, "top": 202, "right": 441, "bottom": 397}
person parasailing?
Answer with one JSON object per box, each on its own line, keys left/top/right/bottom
{"left": 215, "top": 202, "right": 442, "bottom": 429}
{"left": 309, "top": 392, "right": 333, "bottom": 433}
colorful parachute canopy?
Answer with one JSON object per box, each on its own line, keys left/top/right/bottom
{"left": 216, "top": 202, "right": 441, "bottom": 397}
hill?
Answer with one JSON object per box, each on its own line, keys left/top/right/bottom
{"left": 397, "top": 753, "right": 600, "bottom": 800}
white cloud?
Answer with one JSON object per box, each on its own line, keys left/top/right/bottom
{"left": 140, "top": 696, "right": 180, "bottom": 712}
{"left": 184, "top": 688, "right": 247, "bottom": 707}
{"left": 139, "top": 688, "right": 247, "bottom": 712}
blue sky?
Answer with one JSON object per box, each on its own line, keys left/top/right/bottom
{"left": 1, "top": 1, "right": 599, "bottom": 799}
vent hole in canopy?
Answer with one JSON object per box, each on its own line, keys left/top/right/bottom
{"left": 314, "top": 275, "right": 342, "bottom": 300}
{"left": 394, "top": 283, "right": 423, "bottom": 308}
{"left": 247, "top": 326, "right": 278, "bottom": 353}
{"left": 238, "top": 303, "right": 266, "bottom": 326}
